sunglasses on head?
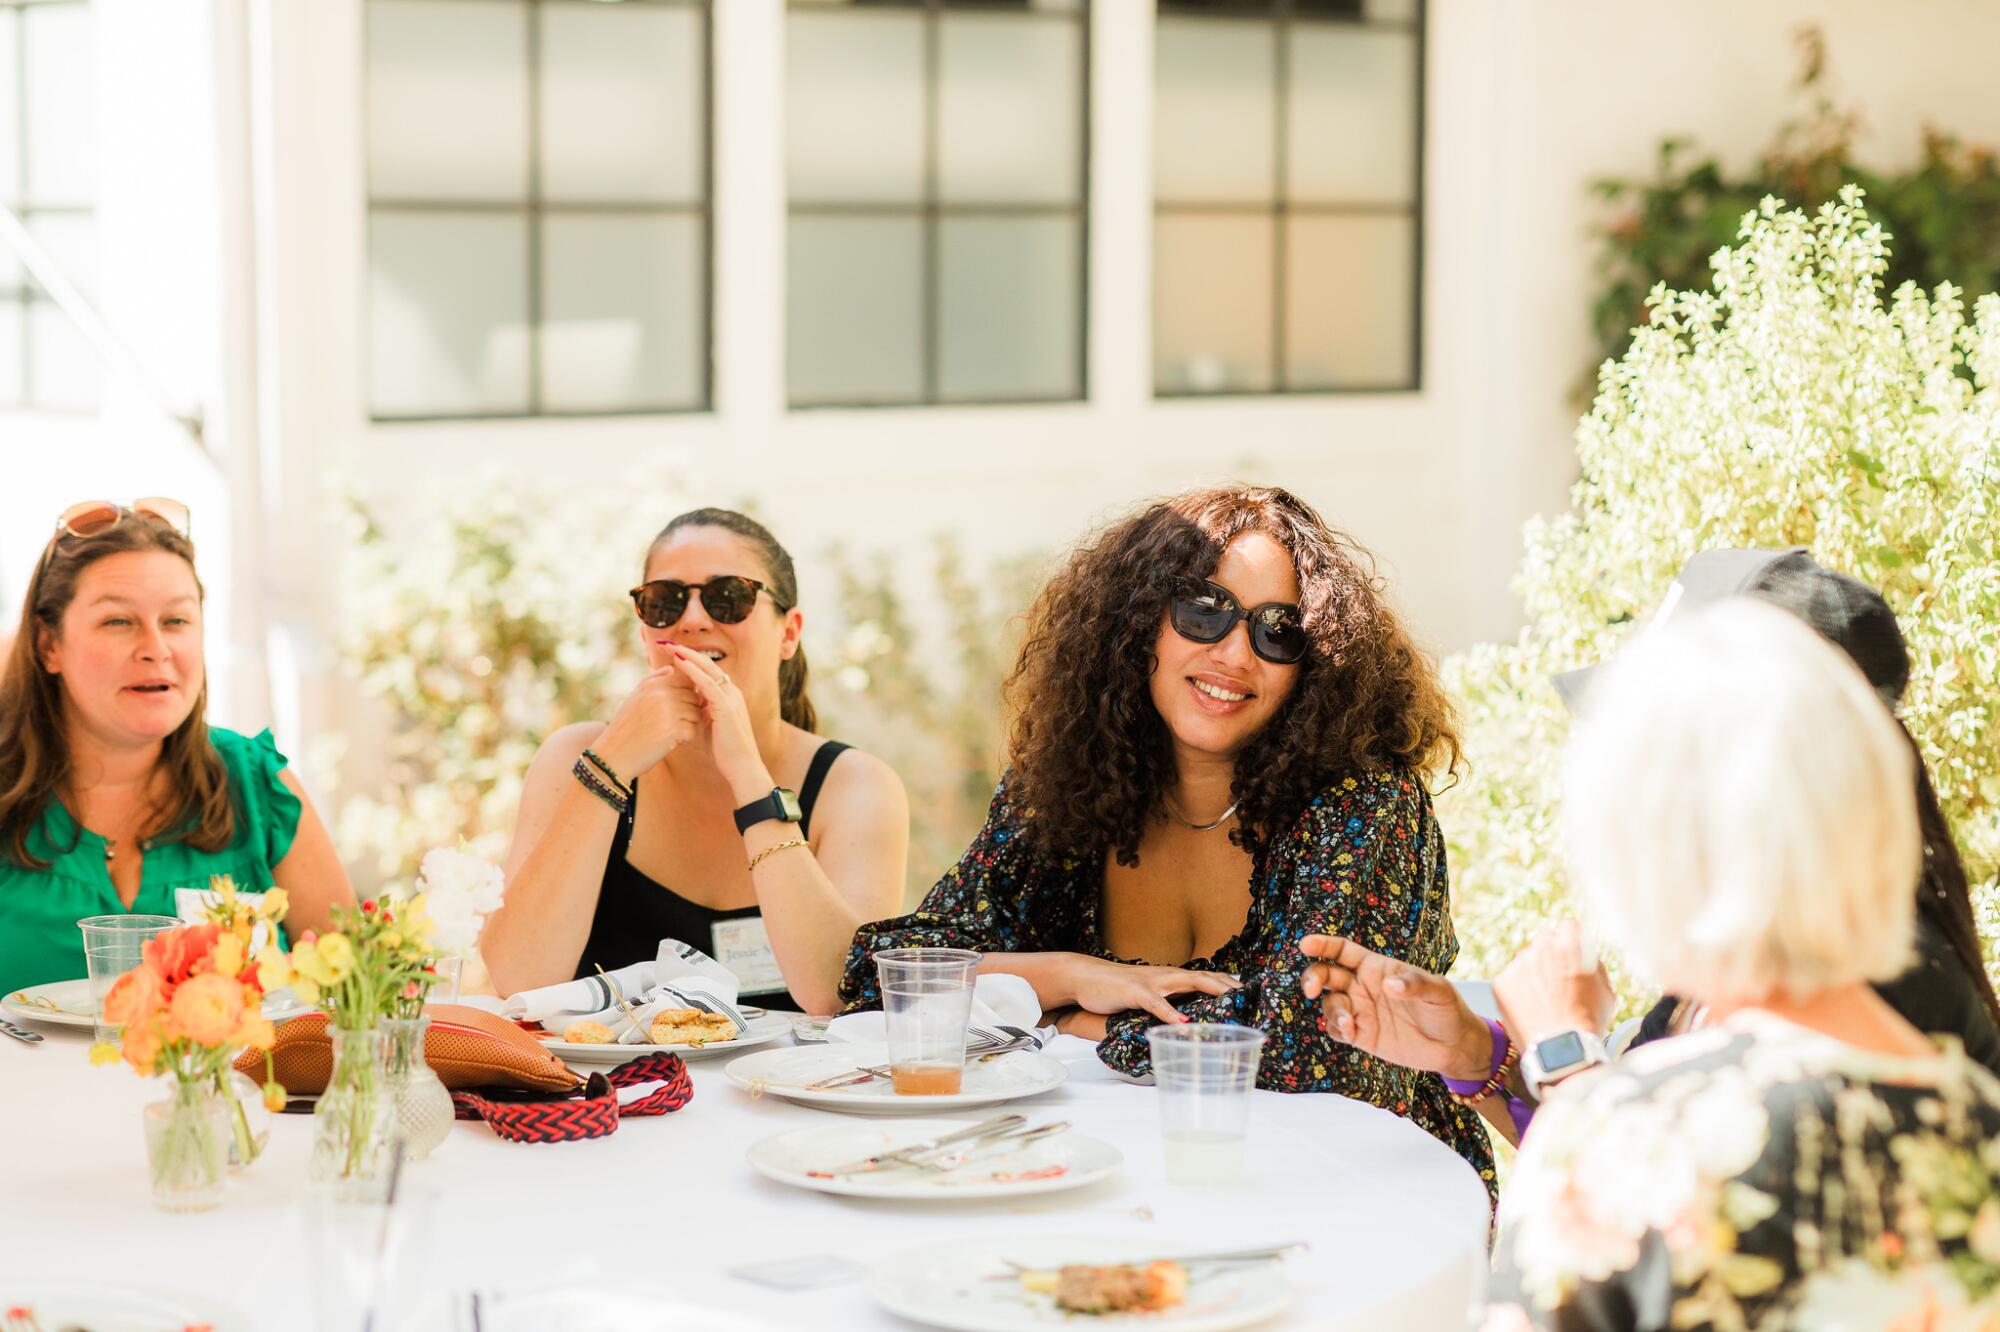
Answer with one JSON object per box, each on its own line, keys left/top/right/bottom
{"left": 629, "top": 575, "right": 787, "bottom": 629}
{"left": 1169, "top": 576, "right": 1308, "bottom": 665}
{"left": 36, "top": 498, "right": 193, "bottom": 581}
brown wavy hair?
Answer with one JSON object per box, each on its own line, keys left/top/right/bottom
{"left": 0, "top": 513, "right": 234, "bottom": 869}
{"left": 650, "top": 508, "right": 817, "bottom": 733}
{"left": 1005, "top": 485, "right": 1461, "bottom": 867}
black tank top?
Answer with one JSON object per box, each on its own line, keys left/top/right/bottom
{"left": 574, "top": 741, "right": 850, "bottom": 1013}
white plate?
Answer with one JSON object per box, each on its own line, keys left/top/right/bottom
{"left": 723, "top": 1042, "right": 1067, "bottom": 1115}
{"left": 748, "top": 1117, "right": 1120, "bottom": 1200}
{"left": 539, "top": 1011, "right": 793, "bottom": 1063}
{"left": 0, "top": 1282, "right": 253, "bottom": 1332}
{"left": 868, "top": 1235, "right": 1292, "bottom": 1331}
{"left": 2, "top": 977, "right": 310, "bottom": 1030}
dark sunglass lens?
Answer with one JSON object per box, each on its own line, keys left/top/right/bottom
{"left": 635, "top": 582, "right": 690, "bottom": 628}
{"left": 1252, "top": 612, "right": 1307, "bottom": 664}
{"left": 1171, "top": 597, "right": 1232, "bottom": 643}
{"left": 701, "top": 577, "right": 760, "bottom": 624}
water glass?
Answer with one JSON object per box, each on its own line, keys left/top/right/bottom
{"left": 78, "top": 914, "right": 179, "bottom": 1042}
{"left": 872, "top": 947, "right": 980, "bottom": 1095}
{"left": 306, "top": 1183, "right": 438, "bottom": 1332}
{"left": 1147, "top": 1023, "right": 1267, "bottom": 1185}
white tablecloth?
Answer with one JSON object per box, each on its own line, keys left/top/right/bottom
{"left": 0, "top": 1023, "right": 1489, "bottom": 1330}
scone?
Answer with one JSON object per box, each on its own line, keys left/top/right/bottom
{"left": 647, "top": 1008, "right": 739, "bottom": 1046}
{"left": 562, "top": 1020, "right": 617, "bottom": 1045}
{"left": 1048, "top": 1262, "right": 1188, "bottom": 1314}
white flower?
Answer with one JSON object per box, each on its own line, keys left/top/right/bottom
{"left": 415, "top": 845, "right": 507, "bottom": 954}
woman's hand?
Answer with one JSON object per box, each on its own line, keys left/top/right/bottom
{"left": 1066, "top": 954, "right": 1242, "bottom": 1026}
{"left": 668, "top": 647, "right": 776, "bottom": 802}
{"left": 1300, "top": 934, "right": 1493, "bottom": 1081}
{"left": 1492, "top": 920, "right": 1615, "bottom": 1050}
{"left": 593, "top": 665, "right": 704, "bottom": 780}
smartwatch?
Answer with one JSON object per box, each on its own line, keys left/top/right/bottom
{"left": 733, "top": 787, "right": 803, "bottom": 834}
{"left": 1521, "top": 1029, "right": 1609, "bottom": 1099}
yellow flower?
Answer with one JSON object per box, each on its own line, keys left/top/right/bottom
{"left": 259, "top": 887, "right": 290, "bottom": 922}
{"left": 382, "top": 932, "right": 402, "bottom": 950}
{"left": 262, "top": 1080, "right": 286, "bottom": 1113}
{"left": 290, "top": 939, "right": 334, "bottom": 987}
{"left": 315, "top": 933, "right": 355, "bottom": 980}
{"left": 88, "top": 1041, "right": 122, "bottom": 1066}
{"left": 213, "top": 932, "right": 245, "bottom": 980}
{"left": 255, "top": 947, "right": 293, "bottom": 993}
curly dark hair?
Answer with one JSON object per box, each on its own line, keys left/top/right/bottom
{"left": 1004, "top": 485, "right": 1461, "bottom": 867}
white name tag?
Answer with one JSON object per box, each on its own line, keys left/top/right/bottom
{"left": 710, "top": 915, "right": 785, "bottom": 996}
{"left": 174, "top": 886, "right": 276, "bottom": 952}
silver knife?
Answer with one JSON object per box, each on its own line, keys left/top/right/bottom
{"left": 823, "top": 1114, "right": 1025, "bottom": 1175}
{"left": 0, "top": 1017, "right": 44, "bottom": 1044}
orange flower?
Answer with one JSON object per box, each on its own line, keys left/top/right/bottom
{"left": 102, "top": 965, "right": 163, "bottom": 1030}
{"left": 144, "top": 923, "right": 222, "bottom": 986}
{"left": 121, "top": 1017, "right": 163, "bottom": 1074}
{"left": 229, "top": 1008, "right": 275, "bottom": 1052}
{"left": 165, "top": 972, "right": 245, "bottom": 1048}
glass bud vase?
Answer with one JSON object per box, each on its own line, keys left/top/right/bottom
{"left": 386, "top": 1014, "right": 454, "bottom": 1160}
{"left": 311, "top": 1025, "right": 395, "bottom": 1200}
{"left": 144, "top": 1078, "right": 231, "bottom": 1212}
{"left": 221, "top": 1068, "right": 273, "bottom": 1169}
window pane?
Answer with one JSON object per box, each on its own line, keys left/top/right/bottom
{"left": 27, "top": 298, "right": 97, "bottom": 409}
{"left": 938, "top": 216, "right": 1078, "bottom": 401}
{"left": 369, "top": 211, "right": 530, "bottom": 416}
{"left": 1153, "top": 213, "right": 1273, "bottom": 393}
{"left": 540, "top": 213, "right": 702, "bottom": 412}
{"left": 367, "top": 0, "right": 529, "bottom": 202}
{"left": 0, "top": 297, "right": 21, "bottom": 403}
{"left": 27, "top": 211, "right": 95, "bottom": 302}
{"left": 22, "top": 2, "right": 94, "bottom": 207}
{"left": 1154, "top": 19, "right": 1273, "bottom": 205}
{"left": 540, "top": 3, "right": 703, "bottom": 205}
{"left": 786, "top": 10, "right": 925, "bottom": 203}
{"left": 787, "top": 215, "right": 922, "bottom": 404}
{"left": 1284, "top": 213, "right": 1415, "bottom": 389}
{"left": 937, "top": 13, "right": 1081, "bottom": 205}
{"left": 1287, "top": 26, "right": 1418, "bottom": 204}
{"left": 0, "top": 11, "right": 20, "bottom": 203}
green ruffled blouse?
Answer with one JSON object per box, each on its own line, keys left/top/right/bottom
{"left": 0, "top": 727, "right": 303, "bottom": 994}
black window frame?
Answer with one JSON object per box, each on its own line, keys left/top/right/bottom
{"left": 363, "top": 0, "right": 715, "bottom": 424}
{"left": 784, "top": 0, "right": 1092, "bottom": 411}
{"left": 0, "top": 0, "right": 97, "bottom": 414}
{"left": 1153, "top": 0, "right": 1425, "bottom": 399}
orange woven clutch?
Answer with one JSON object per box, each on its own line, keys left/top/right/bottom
{"left": 236, "top": 1004, "right": 581, "bottom": 1094}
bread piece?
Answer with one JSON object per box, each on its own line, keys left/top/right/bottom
{"left": 648, "top": 1007, "right": 739, "bottom": 1046}
{"left": 1051, "top": 1261, "right": 1189, "bottom": 1314}
{"left": 562, "top": 1020, "right": 617, "bottom": 1045}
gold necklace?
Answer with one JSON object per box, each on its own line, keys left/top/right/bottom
{"left": 1162, "top": 792, "right": 1239, "bottom": 832}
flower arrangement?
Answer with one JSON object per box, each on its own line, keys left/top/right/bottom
{"left": 414, "top": 844, "right": 506, "bottom": 958}
{"left": 266, "top": 892, "right": 441, "bottom": 1029}
{"left": 86, "top": 879, "right": 290, "bottom": 1208}
{"left": 1438, "top": 189, "right": 2000, "bottom": 991}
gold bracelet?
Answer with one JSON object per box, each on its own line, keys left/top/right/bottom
{"left": 747, "top": 837, "right": 809, "bottom": 872}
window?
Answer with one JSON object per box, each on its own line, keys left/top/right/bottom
{"left": 785, "top": 0, "right": 1088, "bottom": 408}
{"left": 0, "top": 0, "right": 98, "bottom": 411}
{"left": 365, "top": 0, "right": 710, "bottom": 420}
{"left": 1153, "top": 0, "right": 1422, "bottom": 396}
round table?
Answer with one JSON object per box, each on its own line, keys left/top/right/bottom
{"left": 0, "top": 1023, "right": 1488, "bottom": 1329}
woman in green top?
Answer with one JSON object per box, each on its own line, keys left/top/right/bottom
{"left": 0, "top": 499, "right": 353, "bottom": 993}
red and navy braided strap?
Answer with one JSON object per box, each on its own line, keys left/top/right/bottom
{"left": 451, "top": 1052, "right": 693, "bottom": 1143}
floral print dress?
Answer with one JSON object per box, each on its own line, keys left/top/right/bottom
{"left": 1482, "top": 1012, "right": 2000, "bottom": 1330}
{"left": 837, "top": 766, "right": 1496, "bottom": 1198}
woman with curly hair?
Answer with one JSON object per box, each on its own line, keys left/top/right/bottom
{"left": 838, "top": 484, "right": 1493, "bottom": 1189}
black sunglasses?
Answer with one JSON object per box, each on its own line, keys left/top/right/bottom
{"left": 629, "top": 575, "right": 787, "bottom": 629}
{"left": 1169, "top": 577, "right": 1308, "bottom": 665}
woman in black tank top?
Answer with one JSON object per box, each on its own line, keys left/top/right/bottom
{"left": 482, "top": 510, "right": 910, "bottom": 1014}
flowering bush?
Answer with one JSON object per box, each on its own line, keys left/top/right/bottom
{"left": 1439, "top": 189, "right": 2000, "bottom": 987}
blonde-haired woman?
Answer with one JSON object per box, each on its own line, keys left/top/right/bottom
{"left": 1482, "top": 602, "right": 2000, "bottom": 1330}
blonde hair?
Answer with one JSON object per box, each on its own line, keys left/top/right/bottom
{"left": 1562, "top": 600, "right": 1919, "bottom": 1002}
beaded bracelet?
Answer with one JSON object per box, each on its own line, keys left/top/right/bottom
{"left": 580, "top": 747, "right": 634, "bottom": 801}
{"left": 572, "top": 757, "right": 631, "bottom": 816}
{"left": 1441, "top": 1017, "right": 1519, "bottom": 1106}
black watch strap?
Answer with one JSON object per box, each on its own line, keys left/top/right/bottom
{"left": 733, "top": 787, "right": 802, "bottom": 834}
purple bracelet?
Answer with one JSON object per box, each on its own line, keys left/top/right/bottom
{"left": 1440, "top": 1018, "right": 1508, "bottom": 1097}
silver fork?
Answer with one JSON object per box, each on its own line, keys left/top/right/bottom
{"left": 806, "top": 1032, "right": 1034, "bottom": 1091}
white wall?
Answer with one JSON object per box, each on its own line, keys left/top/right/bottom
{"left": 6, "top": 0, "right": 2000, "bottom": 772}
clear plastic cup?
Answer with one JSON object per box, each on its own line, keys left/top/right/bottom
{"left": 872, "top": 947, "right": 980, "bottom": 1095}
{"left": 78, "top": 914, "right": 180, "bottom": 1043}
{"left": 1147, "top": 1023, "right": 1267, "bottom": 1185}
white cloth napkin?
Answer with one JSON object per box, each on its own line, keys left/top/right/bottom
{"left": 823, "top": 973, "right": 1057, "bottom": 1048}
{"left": 500, "top": 940, "right": 748, "bottom": 1044}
